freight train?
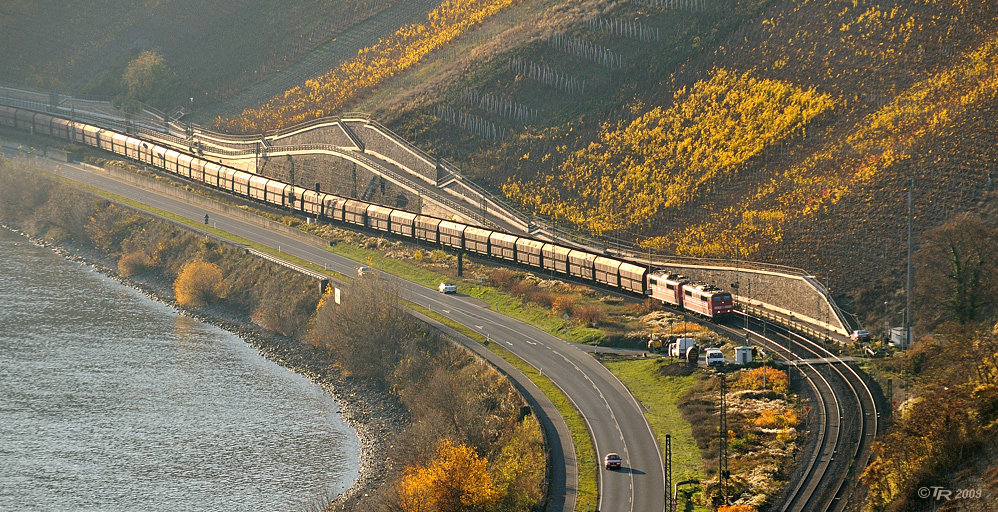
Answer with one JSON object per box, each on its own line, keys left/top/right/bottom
{"left": 0, "top": 105, "right": 734, "bottom": 320}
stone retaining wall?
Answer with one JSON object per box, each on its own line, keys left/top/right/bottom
{"left": 665, "top": 263, "right": 848, "bottom": 337}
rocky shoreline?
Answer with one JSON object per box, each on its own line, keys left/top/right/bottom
{"left": 5, "top": 225, "right": 404, "bottom": 510}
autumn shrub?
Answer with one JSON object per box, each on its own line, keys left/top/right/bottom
{"left": 718, "top": 505, "right": 757, "bottom": 512}
{"left": 509, "top": 279, "right": 535, "bottom": 297}
{"left": 251, "top": 273, "right": 321, "bottom": 337}
{"left": 430, "top": 249, "right": 448, "bottom": 263}
{"left": 491, "top": 416, "right": 544, "bottom": 510}
{"left": 753, "top": 408, "right": 799, "bottom": 429}
{"left": 86, "top": 202, "right": 143, "bottom": 253}
{"left": 672, "top": 321, "right": 708, "bottom": 335}
{"left": 734, "top": 367, "right": 789, "bottom": 394}
{"left": 398, "top": 439, "right": 501, "bottom": 512}
{"left": 624, "top": 298, "right": 656, "bottom": 316}
{"left": 118, "top": 251, "right": 155, "bottom": 277}
{"left": 25, "top": 184, "right": 94, "bottom": 242}
{"left": 551, "top": 295, "right": 575, "bottom": 316}
{"left": 310, "top": 278, "right": 429, "bottom": 384}
{"left": 574, "top": 304, "right": 605, "bottom": 326}
{"left": 0, "top": 159, "right": 51, "bottom": 222}
{"left": 412, "top": 249, "right": 424, "bottom": 262}
{"left": 487, "top": 267, "right": 518, "bottom": 289}
{"left": 173, "top": 260, "right": 224, "bottom": 307}
{"left": 524, "top": 289, "right": 554, "bottom": 308}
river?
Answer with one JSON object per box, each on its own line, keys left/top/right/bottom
{"left": 0, "top": 228, "right": 359, "bottom": 511}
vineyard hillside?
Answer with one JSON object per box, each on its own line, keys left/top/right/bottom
{"left": 3, "top": 0, "right": 997, "bottom": 331}
{"left": 364, "top": 0, "right": 998, "bottom": 331}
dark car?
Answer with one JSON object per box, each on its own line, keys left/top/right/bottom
{"left": 604, "top": 452, "right": 621, "bottom": 470}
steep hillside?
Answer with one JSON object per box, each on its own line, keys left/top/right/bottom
{"left": 3, "top": 0, "right": 996, "bottom": 330}
{"left": 0, "top": 0, "right": 399, "bottom": 107}
{"left": 366, "top": 0, "right": 998, "bottom": 330}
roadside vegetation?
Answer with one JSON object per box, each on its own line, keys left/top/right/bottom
{"left": 0, "top": 157, "right": 544, "bottom": 512}
{"left": 857, "top": 211, "right": 998, "bottom": 512}
{"left": 606, "top": 354, "right": 799, "bottom": 511}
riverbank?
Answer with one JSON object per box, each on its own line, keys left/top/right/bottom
{"left": 3, "top": 223, "right": 401, "bottom": 510}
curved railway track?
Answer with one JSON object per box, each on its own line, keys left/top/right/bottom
{"left": 717, "top": 313, "right": 879, "bottom": 512}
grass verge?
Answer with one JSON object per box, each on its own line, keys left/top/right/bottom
{"left": 409, "top": 303, "right": 599, "bottom": 512}
{"left": 59, "top": 177, "right": 349, "bottom": 282}
{"left": 600, "top": 356, "right": 710, "bottom": 511}
{"left": 327, "top": 240, "right": 604, "bottom": 343}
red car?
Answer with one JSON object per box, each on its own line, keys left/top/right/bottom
{"left": 604, "top": 452, "right": 622, "bottom": 470}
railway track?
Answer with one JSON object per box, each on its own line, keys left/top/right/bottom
{"left": 717, "top": 313, "right": 879, "bottom": 512}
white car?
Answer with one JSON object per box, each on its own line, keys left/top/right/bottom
{"left": 705, "top": 348, "right": 724, "bottom": 366}
{"left": 357, "top": 266, "right": 372, "bottom": 277}
{"left": 438, "top": 282, "right": 457, "bottom": 294}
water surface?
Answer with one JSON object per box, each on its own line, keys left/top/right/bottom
{"left": 0, "top": 228, "right": 359, "bottom": 511}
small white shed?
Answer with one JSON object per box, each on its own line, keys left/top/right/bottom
{"left": 735, "top": 346, "right": 754, "bottom": 365}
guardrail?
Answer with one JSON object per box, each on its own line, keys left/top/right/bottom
{"left": 246, "top": 247, "right": 334, "bottom": 284}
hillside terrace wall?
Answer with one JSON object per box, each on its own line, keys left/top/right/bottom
{"left": 270, "top": 122, "right": 355, "bottom": 149}
{"left": 351, "top": 121, "right": 438, "bottom": 185}
{"left": 665, "top": 264, "right": 849, "bottom": 337}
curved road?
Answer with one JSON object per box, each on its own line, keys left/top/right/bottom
{"left": 10, "top": 153, "right": 666, "bottom": 512}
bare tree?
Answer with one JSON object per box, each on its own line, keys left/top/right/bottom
{"left": 914, "top": 213, "right": 998, "bottom": 328}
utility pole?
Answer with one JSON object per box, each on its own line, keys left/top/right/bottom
{"left": 665, "top": 434, "right": 673, "bottom": 512}
{"left": 719, "top": 373, "right": 729, "bottom": 505}
{"left": 905, "top": 178, "right": 913, "bottom": 349}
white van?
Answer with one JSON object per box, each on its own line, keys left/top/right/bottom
{"left": 705, "top": 348, "right": 724, "bottom": 366}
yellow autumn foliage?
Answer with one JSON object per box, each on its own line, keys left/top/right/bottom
{"left": 504, "top": 68, "right": 834, "bottom": 235}
{"left": 753, "top": 408, "right": 799, "bottom": 429}
{"left": 173, "top": 260, "right": 223, "bottom": 307}
{"left": 222, "top": 0, "right": 520, "bottom": 132}
{"left": 666, "top": 30, "right": 998, "bottom": 258}
{"left": 398, "top": 439, "right": 501, "bottom": 512}
{"left": 735, "top": 366, "right": 789, "bottom": 394}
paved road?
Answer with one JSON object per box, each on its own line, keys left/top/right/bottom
{"left": 8, "top": 152, "right": 667, "bottom": 512}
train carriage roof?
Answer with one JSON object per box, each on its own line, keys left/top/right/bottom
{"left": 489, "top": 232, "right": 519, "bottom": 244}
{"left": 438, "top": 220, "right": 468, "bottom": 232}
{"left": 415, "top": 215, "right": 442, "bottom": 227}
{"left": 390, "top": 209, "right": 417, "bottom": 221}
{"left": 367, "top": 204, "right": 394, "bottom": 217}
{"left": 515, "top": 238, "right": 545, "bottom": 250}
{"left": 465, "top": 226, "right": 493, "bottom": 239}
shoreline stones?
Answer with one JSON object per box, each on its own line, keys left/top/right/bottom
{"left": 4, "top": 225, "right": 402, "bottom": 510}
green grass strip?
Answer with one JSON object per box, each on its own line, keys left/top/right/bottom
{"left": 327, "top": 242, "right": 604, "bottom": 344}
{"left": 61, "top": 178, "right": 350, "bottom": 282}
{"left": 602, "top": 357, "right": 710, "bottom": 511}
{"left": 409, "top": 303, "right": 598, "bottom": 512}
